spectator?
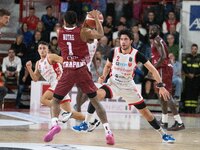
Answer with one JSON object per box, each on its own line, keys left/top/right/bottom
{"left": 169, "top": 52, "right": 182, "bottom": 101}
{"left": 17, "top": 23, "right": 33, "bottom": 46}
{"left": 103, "top": 23, "right": 113, "bottom": 47}
{"left": 112, "top": 22, "right": 126, "bottom": 46}
{"left": 21, "top": 7, "right": 40, "bottom": 32}
{"left": 35, "top": 21, "right": 49, "bottom": 43}
{"left": 97, "top": 36, "right": 111, "bottom": 60}
{"left": 26, "top": 31, "right": 41, "bottom": 66}
{"left": 131, "top": 23, "right": 146, "bottom": 44}
{"left": 162, "top": 10, "right": 180, "bottom": 34}
{"left": 143, "top": 11, "right": 159, "bottom": 33}
{"left": 50, "top": 23, "right": 61, "bottom": 41}
{"left": 164, "top": 24, "right": 179, "bottom": 45}
{"left": 182, "top": 44, "right": 200, "bottom": 113}
{"left": 11, "top": 34, "right": 27, "bottom": 61}
{"left": 2, "top": 49, "right": 22, "bottom": 85}
{"left": 49, "top": 36, "right": 60, "bottom": 55}
{"left": 41, "top": 5, "right": 58, "bottom": 33}
{"left": 166, "top": 34, "right": 179, "bottom": 60}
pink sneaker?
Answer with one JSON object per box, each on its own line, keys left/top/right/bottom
{"left": 106, "top": 132, "right": 115, "bottom": 145}
{"left": 44, "top": 125, "right": 61, "bottom": 142}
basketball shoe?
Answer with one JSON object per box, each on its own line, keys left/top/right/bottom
{"left": 60, "top": 112, "right": 72, "bottom": 123}
{"left": 72, "top": 121, "right": 88, "bottom": 132}
{"left": 167, "top": 121, "right": 185, "bottom": 131}
{"left": 72, "top": 119, "right": 100, "bottom": 132}
{"left": 159, "top": 120, "right": 168, "bottom": 129}
{"left": 88, "top": 119, "right": 101, "bottom": 132}
{"left": 44, "top": 125, "right": 61, "bottom": 142}
{"left": 162, "top": 134, "right": 176, "bottom": 143}
{"left": 106, "top": 131, "right": 115, "bottom": 145}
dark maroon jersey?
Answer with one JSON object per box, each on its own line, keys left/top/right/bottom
{"left": 58, "top": 26, "right": 90, "bottom": 68}
{"left": 151, "top": 37, "right": 170, "bottom": 68}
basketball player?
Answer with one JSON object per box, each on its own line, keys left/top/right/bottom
{"left": 44, "top": 10, "right": 114, "bottom": 145}
{"left": 26, "top": 41, "right": 85, "bottom": 122}
{"left": 149, "top": 25, "right": 185, "bottom": 131}
{"left": 73, "top": 29, "right": 176, "bottom": 143}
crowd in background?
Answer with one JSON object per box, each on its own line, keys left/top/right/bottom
{"left": 0, "top": 0, "right": 199, "bottom": 113}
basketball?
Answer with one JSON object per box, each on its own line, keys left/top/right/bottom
{"left": 85, "top": 12, "right": 104, "bottom": 28}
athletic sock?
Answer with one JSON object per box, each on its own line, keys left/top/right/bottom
{"left": 162, "top": 113, "right": 168, "bottom": 123}
{"left": 85, "top": 112, "right": 93, "bottom": 124}
{"left": 174, "top": 114, "right": 183, "bottom": 124}
{"left": 51, "top": 117, "right": 59, "bottom": 126}
{"left": 103, "top": 123, "right": 112, "bottom": 134}
{"left": 149, "top": 118, "right": 165, "bottom": 136}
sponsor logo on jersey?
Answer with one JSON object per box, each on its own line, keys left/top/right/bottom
{"left": 116, "top": 62, "right": 128, "bottom": 67}
{"left": 189, "top": 6, "right": 200, "bottom": 31}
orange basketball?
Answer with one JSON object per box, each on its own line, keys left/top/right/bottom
{"left": 85, "top": 12, "right": 104, "bottom": 28}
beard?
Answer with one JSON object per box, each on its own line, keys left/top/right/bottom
{"left": 149, "top": 32, "right": 158, "bottom": 39}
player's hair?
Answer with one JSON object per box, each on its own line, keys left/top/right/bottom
{"left": 0, "top": 9, "right": 11, "bottom": 17}
{"left": 38, "top": 41, "right": 49, "bottom": 48}
{"left": 64, "top": 11, "right": 77, "bottom": 25}
{"left": 29, "top": 7, "right": 35, "bottom": 10}
{"left": 46, "top": 5, "right": 52, "bottom": 10}
{"left": 118, "top": 29, "right": 134, "bottom": 41}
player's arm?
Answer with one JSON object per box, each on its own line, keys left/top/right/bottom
{"left": 98, "top": 50, "right": 113, "bottom": 84}
{"left": 154, "top": 37, "right": 167, "bottom": 68}
{"left": 48, "top": 54, "right": 63, "bottom": 64}
{"left": 81, "top": 10, "right": 104, "bottom": 41}
{"left": 26, "top": 61, "right": 41, "bottom": 82}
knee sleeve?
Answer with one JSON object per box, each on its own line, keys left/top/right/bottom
{"left": 87, "top": 91, "right": 97, "bottom": 98}
{"left": 100, "top": 85, "right": 112, "bottom": 98}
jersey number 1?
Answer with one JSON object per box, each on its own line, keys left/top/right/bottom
{"left": 67, "top": 42, "right": 73, "bottom": 55}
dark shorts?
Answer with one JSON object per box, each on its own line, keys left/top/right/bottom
{"left": 156, "top": 66, "right": 173, "bottom": 93}
{"left": 54, "top": 65, "right": 97, "bottom": 100}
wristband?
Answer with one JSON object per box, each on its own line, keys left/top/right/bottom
{"left": 156, "top": 82, "right": 165, "bottom": 88}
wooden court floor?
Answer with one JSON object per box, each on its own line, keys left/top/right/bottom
{"left": 0, "top": 109, "right": 200, "bottom": 150}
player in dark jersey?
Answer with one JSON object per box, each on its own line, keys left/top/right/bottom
{"left": 73, "top": 29, "right": 176, "bottom": 143}
{"left": 43, "top": 10, "right": 114, "bottom": 145}
{"left": 149, "top": 24, "right": 185, "bottom": 131}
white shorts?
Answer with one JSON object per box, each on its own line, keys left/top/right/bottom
{"left": 105, "top": 79, "right": 143, "bottom": 105}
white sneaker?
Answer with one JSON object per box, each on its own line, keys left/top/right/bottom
{"left": 88, "top": 119, "right": 101, "bottom": 132}
{"left": 60, "top": 112, "right": 72, "bottom": 123}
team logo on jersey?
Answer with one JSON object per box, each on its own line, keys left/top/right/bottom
{"left": 128, "top": 57, "right": 132, "bottom": 67}
{"left": 189, "top": 6, "right": 200, "bottom": 31}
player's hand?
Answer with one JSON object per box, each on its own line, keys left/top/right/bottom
{"left": 158, "top": 87, "right": 170, "bottom": 101}
{"left": 88, "top": 10, "right": 100, "bottom": 20}
{"left": 98, "top": 75, "right": 105, "bottom": 84}
{"left": 26, "top": 61, "right": 32, "bottom": 69}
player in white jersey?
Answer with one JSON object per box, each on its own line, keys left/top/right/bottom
{"left": 73, "top": 29, "right": 176, "bottom": 143}
{"left": 26, "top": 41, "right": 85, "bottom": 123}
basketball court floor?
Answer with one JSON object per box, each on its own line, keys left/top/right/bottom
{"left": 0, "top": 107, "right": 200, "bottom": 150}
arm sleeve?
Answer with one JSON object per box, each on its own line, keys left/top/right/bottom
{"left": 108, "top": 49, "right": 114, "bottom": 62}
{"left": 136, "top": 51, "right": 148, "bottom": 64}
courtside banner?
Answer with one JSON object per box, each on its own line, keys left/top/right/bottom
{"left": 189, "top": 5, "right": 200, "bottom": 31}
{"left": 181, "top": 1, "right": 200, "bottom": 53}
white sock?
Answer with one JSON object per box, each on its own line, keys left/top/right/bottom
{"left": 174, "top": 114, "right": 183, "bottom": 124}
{"left": 157, "top": 127, "right": 166, "bottom": 136}
{"left": 103, "top": 123, "right": 111, "bottom": 134}
{"left": 162, "top": 114, "right": 168, "bottom": 123}
{"left": 85, "top": 112, "right": 93, "bottom": 124}
{"left": 51, "top": 117, "right": 59, "bottom": 126}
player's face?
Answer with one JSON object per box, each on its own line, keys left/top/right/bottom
{"left": 38, "top": 44, "right": 48, "bottom": 58}
{"left": 149, "top": 26, "right": 158, "bottom": 39}
{"left": 119, "top": 34, "right": 132, "bottom": 50}
{"left": 191, "top": 46, "right": 198, "bottom": 55}
{"left": 0, "top": 15, "right": 10, "bottom": 27}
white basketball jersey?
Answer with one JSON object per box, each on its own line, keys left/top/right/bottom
{"left": 110, "top": 47, "right": 138, "bottom": 88}
{"left": 87, "top": 39, "right": 98, "bottom": 70}
{"left": 38, "top": 56, "right": 63, "bottom": 88}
